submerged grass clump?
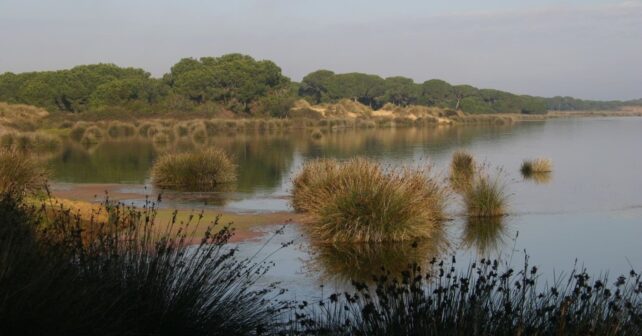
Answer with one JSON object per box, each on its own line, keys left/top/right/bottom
{"left": 464, "top": 171, "right": 508, "bottom": 217}
{"left": 449, "top": 150, "right": 475, "bottom": 191}
{"left": 151, "top": 148, "right": 237, "bottom": 191}
{"left": 292, "top": 158, "right": 446, "bottom": 242}
{"left": 0, "top": 149, "right": 48, "bottom": 197}
{"left": 521, "top": 158, "right": 553, "bottom": 176}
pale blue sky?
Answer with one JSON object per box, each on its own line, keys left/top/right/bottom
{"left": 1, "top": 0, "right": 641, "bottom": 100}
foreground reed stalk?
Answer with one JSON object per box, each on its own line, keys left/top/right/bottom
{"left": 289, "top": 256, "right": 642, "bottom": 335}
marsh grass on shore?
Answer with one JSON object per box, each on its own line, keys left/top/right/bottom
{"left": 0, "top": 148, "right": 48, "bottom": 196}
{"left": 292, "top": 158, "right": 446, "bottom": 243}
{"left": 151, "top": 148, "right": 237, "bottom": 191}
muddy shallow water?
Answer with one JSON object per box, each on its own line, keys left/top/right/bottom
{"left": 49, "top": 117, "right": 642, "bottom": 299}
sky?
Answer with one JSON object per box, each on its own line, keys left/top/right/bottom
{"left": 0, "top": 0, "right": 641, "bottom": 100}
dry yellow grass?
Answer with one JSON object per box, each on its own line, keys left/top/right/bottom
{"left": 0, "top": 149, "right": 48, "bottom": 196}
{"left": 292, "top": 158, "right": 446, "bottom": 243}
{"left": 449, "top": 150, "right": 475, "bottom": 192}
{"left": 151, "top": 148, "right": 237, "bottom": 191}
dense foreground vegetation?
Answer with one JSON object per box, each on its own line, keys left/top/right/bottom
{"left": 1, "top": 192, "right": 640, "bottom": 335}
{"left": 2, "top": 53, "right": 640, "bottom": 120}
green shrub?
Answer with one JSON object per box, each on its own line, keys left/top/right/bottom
{"left": 292, "top": 158, "right": 446, "bottom": 242}
{"left": 151, "top": 148, "right": 237, "bottom": 191}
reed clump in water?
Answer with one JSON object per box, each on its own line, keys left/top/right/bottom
{"left": 464, "top": 171, "right": 508, "bottom": 217}
{"left": 151, "top": 148, "right": 237, "bottom": 191}
{"left": 521, "top": 158, "right": 552, "bottom": 176}
{"left": 0, "top": 149, "right": 48, "bottom": 197}
{"left": 107, "top": 121, "right": 136, "bottom": 138}
{"left": 292, "top": 158, "right": 446, "bottom": 243}
{"left": 449, "top": 150, "right": 475, "bottom": 192}
{"left": 80, "top": 126, "right": 104, "bottom": 145}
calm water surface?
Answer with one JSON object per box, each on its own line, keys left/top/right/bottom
{"left": 49, "top": 117, "right": 642, "bottom": 299}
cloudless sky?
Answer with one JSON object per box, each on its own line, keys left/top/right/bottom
{"left": 1, "top": 0, "right": 641, "bottom": 100}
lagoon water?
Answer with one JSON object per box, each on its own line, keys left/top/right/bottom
{"left": 49, "top": 117, "right": 642, "bottom": 299}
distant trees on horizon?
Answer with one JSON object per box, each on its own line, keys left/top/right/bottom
{"left": 0, "top": 53, "right": 637, "bottom": 117}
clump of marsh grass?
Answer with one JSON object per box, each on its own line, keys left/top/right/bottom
{"left": 449, "top": 150, "right": 475, "bottom": 192}
{"left": 290, "top": 257, "right": 642, "bottom": 335}
{"left": 521, "top": 158, "right": 552, "bottom": 176}
{"left": 151, "top": 148, "right": 237, "bottom": 191}
{"left": 69, "top": 123, "right": 88, "bottom": 142}
{"left": 0, "top": 132, "right": 61, "bottom": 153}
{"left": 107, "top": 121, "right": 136, "bottom": 138}
{"left": 464, "top": 170, "right": 509, "bottom": 217}
{"left": 80, "top": 126, "right": 104, "bottom": 145}
{"left": 0, "top": 149, "right": 48, "bottom": 197}
{"left": 292, "top": 158, "right": 446, "bottom": 242}
{"left": 0, "top": 193, "right": 285, "bottom": 335}
{"left": 310, "top": 129, "right": 323, "bottom": 140}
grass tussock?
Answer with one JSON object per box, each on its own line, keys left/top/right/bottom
{"left": 106, "top": 121, "right": 136, "bottom": 138}
{"left": 0, "top": 149, "right": 47, "bottom": 197}
{"left": 521, "top": 158, "right": 553, "bottom": 176}
{"left": 292, "top": 158, "right": 446, "bottom": 243}
{"left": 449, "top": 150, "right": 475, "bottom": 191}
{"left": 151, "top": 148, "right": 237, "bottom": 191}
{"left": 464, "top": 171, "right": 509, "bottom": 217}
{"left": 0, "top": 131, "right": 62, "bottom": 152}
{"left": 80, "top": 126, "right": 104, "bottom": 145}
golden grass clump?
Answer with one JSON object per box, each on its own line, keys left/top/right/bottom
{"left": 0, "top": 148, "right": 48, "bottom": 196}
{"left": 0, "top": 132, "right": 61, "bottom": 152}
{"left": 80, "top": 126, "right": 104, "bottom": 145}
{"left": 292, "top": 158, "right": 446, "bottom": 243}
{"left": 520, "top": 158, "right": 552, "bottom": 177}
{"left": 107, "top": 121, "right": 136, "bottom": 138}
{"left": 449, "top": 150, "right": 475, "bottom": 191}
{"left": 464, "top": 172, "right": 508, "bottom": 218}
{"left": 310, "top": 129, "right": 323, "bottom": 140}
{"left": 151, "top": 148, "right": 237, "bottom": 191}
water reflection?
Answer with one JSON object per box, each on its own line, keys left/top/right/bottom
{"left": 307, "top": 226, "right": 449, "bottom": 283}
{"left": 523, "top": 172, "right": 553, "bottom": 184}
{"left": 49, "top": 124, "right": 543, "bottom": 195}
{"left": 460, "top": 216, "right": 511, "bottom": 256}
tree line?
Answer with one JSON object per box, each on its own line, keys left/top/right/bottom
{"left": 0, "top": 53, "right": 638, "bottom": 117}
